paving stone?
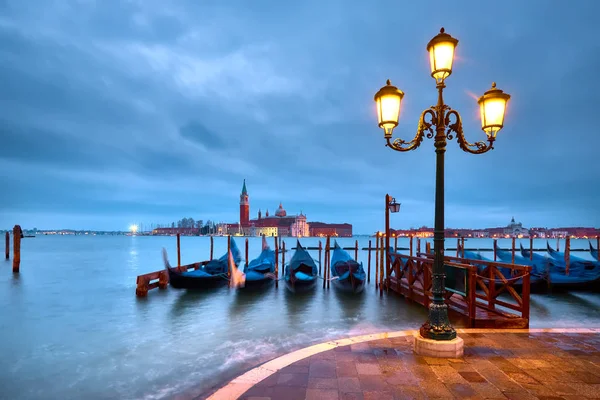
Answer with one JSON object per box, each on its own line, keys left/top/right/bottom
{"left": 431, "top": 365, "right": 469, "bottom": 384}
{"left": 459, "top": 371, "right": 487, "bottom": 383}
{"left": 276, "top": 373, "right": 309, "bottom": 387}
{"left": 338, "top": 377, "right": 361, "bottom": 393}
{"left": 470, "top": 382, "right": 507, "bottom": 399}
{"left": 309, "top": 360, "right": 337, "bottom": 378}
{"left": 363, "top": 391, "right": 394, "bottom": 400}
{"left": 308, "top": 377, "right": 338, "bottom": 389}
{"left": 339, "top": 392, "right": 364, "bottom": 400}
{"left": 305, "top": 388, "right": 339, "bottom": 400}
{"left": 336, "top": 361, "right": 358, "bottom": 377}
{"left": 356, "top": 363, "right": 381, "bottom": 375}
{"left": 567, "top": 383, "right": 600, "bottom": 398}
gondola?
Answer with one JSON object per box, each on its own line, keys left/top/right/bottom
{"left": 163, "top": 237, "right": 241, "bottom": 289}
{"left": 545, "top": 242, "right": 600, "bottom": 273}
{"left": 590, "top": 241, "right": 599, "bottom": 261}
{"left": 330, "top": 241, "right": 366, "bottom": 293}
{"left": 284, "top": 240, "right": 319, "bottom": 292}
{"left": 241, "top": 236, "right": 276, "bottom": 290}
{"left": 507, "top": 243, "right": 598, "bottom": 290}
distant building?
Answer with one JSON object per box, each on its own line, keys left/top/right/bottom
{"left": 309, "top": 222, "right": 353, "bottom": 237}
{"left": 152, "top": 227, "right": 199, "bottom": 235}
{"left": 222, "top": 181, "right": 350, "bottom": 237}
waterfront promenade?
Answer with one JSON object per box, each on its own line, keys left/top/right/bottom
{"left": 204, "top": 328, "right": 600, "bottom": 400}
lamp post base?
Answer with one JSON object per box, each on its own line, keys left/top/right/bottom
{"left": 414, "top": 334, "right": 464, "bottom": 358}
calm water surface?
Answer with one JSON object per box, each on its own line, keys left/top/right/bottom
{"left": 0, "top": 236, "right": 598, "bottom": 400}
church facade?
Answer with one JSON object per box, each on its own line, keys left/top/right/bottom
{"left": 220, "top": 180, "right": 311, "bottom": 237}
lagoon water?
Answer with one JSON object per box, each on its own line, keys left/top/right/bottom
{"left": 1, "top": 235, "right": 599, "bottom": 400}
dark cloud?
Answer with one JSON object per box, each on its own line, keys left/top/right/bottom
{"left": 179, "top": 121, "right": 228, "bottom": 150}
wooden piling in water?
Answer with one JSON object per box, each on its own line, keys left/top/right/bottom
{"left": 493, "top": 239, "right": 497, "bottom": 261}
{"left": 374, "top": 234, "right": 379, "bottom": 289}
{"left": 426, "top": 241, "right": 431, "bottom": 254}
{"left": 327, "top": 236, "right": 332, "bottom": 289}
{"left": 245, "top": 238, "right": 249, "bottom": 268}
{"left": 227, "top": 235, "right": 231, "bottom": 278}
{"left": 456, "top": 238, "right": 460, "bottom": 257}
{"left": 323, "top": 236, "right": 330, "bottom": 289}
{"left": 355, "top": 240, "right": 359, "bottom": 261}
{"left": 417, "top": 238, "right": 421, "bottom": 255}
{"left": 318, "top": 241, "right": 322, "bottom": 275}
{"left": 557, "top": 237, "right": 560, "bottom": 252}
{"left": 461, "top": 238, "right": 465, "bottom": 258}
{"left": 5, "top": 231, "right": 9, "bottom": 260}
{"left": 529, "top": 237, "right": 533, "bottom": 261}
{"left": 597, "top": 236, "right": 600, "bottom": 259}
{"left": 176, "top": 233, "right": 181, "bottom": 267}
{"left": 565, "top": 235, "right": 570, "bottom": 275}
{"left": 394, "top": 236, "right": 398, "bottom": 252}
{"left": 511, "top": 237, "right": 516, "bottom": 264}
{"left": 409, "top": 236, "right": 413, "bottom": 257}
{"left": 210, "top": 236, "right": 214, "bottom": 260}
{"left": 274, "top": 236, "right": 279, "bottom": 289}
{"left": 12, "top": 225, "right": 21, "bottom": 273}
{"left": 282, "top": 241, "right": 286, "bottom": 277}
{"left": 379, "top": 235, "right": 384, "bottom": 296}
{"left": 367, "top": 240, "right": 371, "bottom": 284}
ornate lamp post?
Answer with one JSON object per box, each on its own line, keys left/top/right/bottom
{"left": 374, "top": 28, "right": 510, "bottom": 343}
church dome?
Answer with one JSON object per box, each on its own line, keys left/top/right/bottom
{"left": 275, "top": 202, "right": 287, "bottom": 217}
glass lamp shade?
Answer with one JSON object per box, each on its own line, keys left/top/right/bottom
{"left": 427, "top": 28, "right": 459, "bottom": 83}
{"left": 389, "top": 201, "right": 401, "bottom": 213}
{"left": 478, "top": 82, "right": 511, "bottom": 138}
{"left": 374, "top": 79, "right": 404, "bottom": 138}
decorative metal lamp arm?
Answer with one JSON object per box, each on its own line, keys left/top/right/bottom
{"left": 386, "top": 109, "right": 437, "bottom": 152}
{"left": 445, "top": 109, "right": 494, "bottom": 154}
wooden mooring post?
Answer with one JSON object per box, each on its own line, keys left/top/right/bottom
{"left": 493, "top": 239, "right": 497, "bottom": 261}
{"left": 511, "top": 237, "right": 516, "bottom": 264}
{"left": 379, "top": 234, "right": 384, "bottom": 296}
{"left": 12, "top": 225, "right": 21, "bottom": 273}
{"left": 245, "top": 238, "right": 249, "bottom": 268}
{"left": 355, "top": 239, "right": 359, "bottom": 261}
{"left": 394, "top": 236, "right": 398, "bottom": 252}
{"left": 5, "top": 231, "right": 9, "bottom": 259}
{"left": 177, "top": 233, "right": 181, "bottom": 267}
{"left": 374, "top": 234, "right": 379, "bottom": 289}
{"left": 417, "top": 238, "right": 421, "bottom": 255}
{"left": 210, "top": 236, "right": 214, "bottom": 260}
{"left": 274, "top": 236, "right": 279, "bottom": 289}
{"left": 367, "top": 240, "right": 372, "bottom": 284}
{"left": 557, "top": 237, "right": 560, "bottom": 252}
{"left": 529, "top": 237, "right": 534, "bottom": 261}
{"left": 565, "top": 235, "right": 570, "bottom": 275}
{"left": 461, "top": 237, "right": 465, "bottom": 257}
{"left": 456, "top": 238, "right": 460, "bottom": 257}
{"left": 409, "top": 235, "right": 413, "bottom": 257}
{"left": 425, "top": 241, "right": 431, "bottom": 254}
{"left": 318, "top": 241, "right": 322, "bottom": 275}
{"left": 282, "top": 240, "right": 286, "bottom": 278}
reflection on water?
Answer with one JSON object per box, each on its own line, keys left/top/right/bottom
{"left": 0, "top": 235, "right": 598, "bottom": 400}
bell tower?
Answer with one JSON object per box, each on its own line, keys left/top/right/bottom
{"left": 240, "top": 179, "right": 249, "bottom": 227}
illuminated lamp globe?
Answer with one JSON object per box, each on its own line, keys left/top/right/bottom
{"left": 478, "top": 82, "right": 511, "bottom": 138}
{"left": 427, "top": 28, "right": 459, "bottom": 83}
{"left": 374, "top": 79, "right": 404, "bottom": 138}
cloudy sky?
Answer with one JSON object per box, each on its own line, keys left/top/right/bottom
{"left": 1, "top": 0, "right": 598, "bottom": 233}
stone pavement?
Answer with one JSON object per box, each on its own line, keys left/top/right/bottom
{"left": 213, "top": 329, "right": 600, "bottom": 400}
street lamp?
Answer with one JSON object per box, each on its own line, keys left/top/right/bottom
{"left": 374, "top": 28, "right": 510, "bottom": 343}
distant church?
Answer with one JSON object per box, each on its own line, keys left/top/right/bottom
{"left": 221, "top": 180, "right": 310, "bottom": 237}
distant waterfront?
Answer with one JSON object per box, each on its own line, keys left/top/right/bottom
{"left": 1, "top": 235, "right": 599, "bottom": 400}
